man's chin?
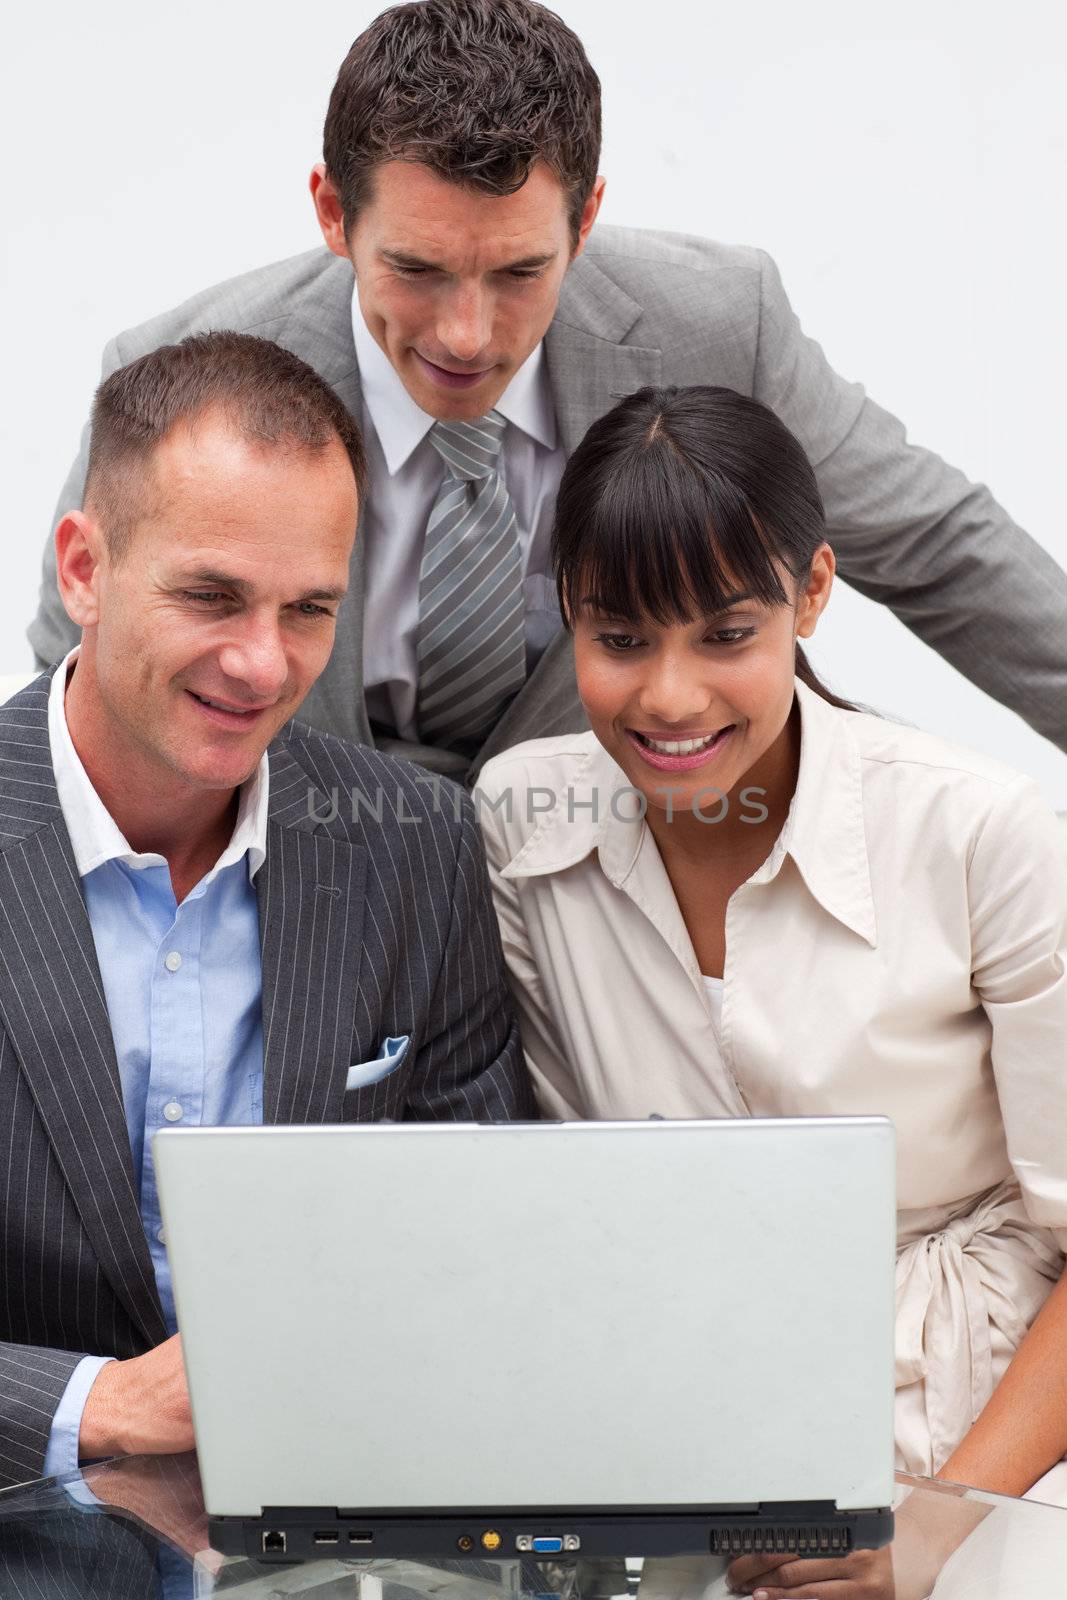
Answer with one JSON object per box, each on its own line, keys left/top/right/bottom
{"left": 171, "top": 743, "right": 269, "bottom": 794}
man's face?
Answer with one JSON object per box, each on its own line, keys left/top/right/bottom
{"left": 79, "top": 414, "right": 357, "bottom": 796}
{"left": 343, "top": 160, "right": 589, "bottom": 420}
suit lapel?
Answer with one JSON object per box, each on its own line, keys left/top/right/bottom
{"left": 545, "top": 251, "right": 663, "bottom": 451}
{"left": 287, "top": 257, "right": 373, "bottom": 747}
{"left": 257, "top": 742, "right": 369, "bottom": 1124}
{"left": 0, "top": 682, "right": 166, "bottom": 1346}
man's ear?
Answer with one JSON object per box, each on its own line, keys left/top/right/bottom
{"left": 310, "top": 165, "right": 352, "bottom": 261}
{"left": 55, "top": 511, "right": 106, "bottom": 628}
{"left": 571, "top": 175, "right": 606, "bottom": 261}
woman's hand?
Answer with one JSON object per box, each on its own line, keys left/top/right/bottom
{"left": 724, "top": 1486, "right": 993, "bottom": 1600}
{"left": 725, "top": 1544, "right": 894, "bottom": 1600}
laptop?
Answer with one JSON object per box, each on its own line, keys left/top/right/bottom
{"left": 154, "top": 1118, "right": 896, "bottom": 1563}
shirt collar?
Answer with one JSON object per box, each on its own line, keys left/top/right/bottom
{"left": 350, "top": 287, "right": 557, "bottom": 475}
{"left": 48, "top": 648, "right": 270, "bottom": 885}
{"left": 501, "top": 678, "right": 877, "bottom": 946}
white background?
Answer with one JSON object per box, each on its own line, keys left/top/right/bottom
{"left": 3, "top": 1, "right": 1066, "bottom": 797}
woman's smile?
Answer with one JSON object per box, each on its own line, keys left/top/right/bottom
{"left": 625, "top": 723, "right": 736, "bottom": 772}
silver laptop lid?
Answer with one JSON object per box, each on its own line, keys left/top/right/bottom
{"left": 155, "top": 1119, "right": 896, "bottom": 1519}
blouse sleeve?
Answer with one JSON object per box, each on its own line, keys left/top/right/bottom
{"left": 473, "top": 784, "right": 585, "bottom": 1120}
{"left": 969, "top": 774, "right": 1067, "bottom": 1254}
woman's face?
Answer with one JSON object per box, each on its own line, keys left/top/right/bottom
{"left": 572, "top": 546, "right": 835, "bottom": 820}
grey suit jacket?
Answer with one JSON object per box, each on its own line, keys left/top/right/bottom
{"left": 29, "top": 226, "right": 1067, "bottom": 769}
{"left": 0, "top": 673, "right": 531, "bottom": 1488}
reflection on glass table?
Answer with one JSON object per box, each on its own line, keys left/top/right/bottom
{"left": 0, "top": 1455, "right": 1064, "bottom": 1600}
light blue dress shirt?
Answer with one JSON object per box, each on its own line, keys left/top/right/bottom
{"left": 43, "top": 652, "right": 268, "bottom": 1479}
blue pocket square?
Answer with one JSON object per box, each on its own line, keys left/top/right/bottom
{"left": 345, "top": 1035, "right": 410, "bottom": 1092}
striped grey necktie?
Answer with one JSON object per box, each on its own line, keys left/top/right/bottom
{"left": 416, "top": 412, "right": 526, "bottom": 752}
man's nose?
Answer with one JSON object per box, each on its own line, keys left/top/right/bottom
{"left": 437, "top": 286, "right": 492, "bottom": 365}
{"left": 216, "top": 620, "right": 289, "bottom": 702}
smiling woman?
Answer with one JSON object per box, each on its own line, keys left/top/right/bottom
{"left": 474, "top": 383, "right": 1067, "bottom": 1509}
{"left": 552, "top": 385, "right": 856, "bottom": 802}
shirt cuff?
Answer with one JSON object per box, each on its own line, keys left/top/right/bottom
{"left": 43, "top": 1355, "right": 116, "bottom": 1483}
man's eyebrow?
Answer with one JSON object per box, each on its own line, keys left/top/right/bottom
{"left": 380, "top": 247, "right": 558, "bottom": 272}
{"left": 175, "top": 571, "right": 347, "bottom": 604}
{"left": 178, "top": 569, "right": 252, "bottom": 595}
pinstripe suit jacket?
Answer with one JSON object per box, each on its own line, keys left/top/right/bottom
{"left": 0, "top": 673, "right": 531, "bottom": 1488}
{"left": 0, "top": 1486, "right": 157, "bottom": 1598}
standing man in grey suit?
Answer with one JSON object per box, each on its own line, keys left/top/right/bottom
{"left": 0, "top": 330, "right": 529, "bottom": 1489}
{"left": 29, "top": 0, "right": 1067, "bottom": 778}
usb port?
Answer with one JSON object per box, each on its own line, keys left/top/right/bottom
{"left": 348, "top": 1531, "right": 374, "bottom": 1545}
{"left": 314, "top": 1532, "right": 340, "bottom": 1546}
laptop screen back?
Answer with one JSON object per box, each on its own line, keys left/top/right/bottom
{"left": 155, "top": 1119, "right": 896, "bottom": 1519}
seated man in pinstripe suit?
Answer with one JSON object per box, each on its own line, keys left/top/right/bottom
{"left": 0, "top": 331, "right": 531, "bottom": 1488}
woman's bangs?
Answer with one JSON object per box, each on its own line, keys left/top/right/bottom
{"left": 570, "top": 441, "right": 790, "bottom": 624}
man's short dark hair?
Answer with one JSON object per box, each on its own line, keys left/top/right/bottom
{"left": 323, "top": 0, "right": 602, "bottom": 245}
{"left": 85, "top": 331, "right": 367, "bottom": 557}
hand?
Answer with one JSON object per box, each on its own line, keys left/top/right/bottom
{"left": 726, "top": 1544, "right": 894, "bottom": 1600}
{"left": 82, "top": 1451, "right": 221, "bottom": 1570}
{"left": 79, "top": 1333, "right": 195, "bottom": 1459}
{"left": 725, "top": 1486, "right": 993, "bottom": 1600}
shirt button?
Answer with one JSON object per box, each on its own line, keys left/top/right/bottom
{"left": 163, "top": 1101, "right": 184, "bottom": 1122}
{"left": 156, "top": 1227, "right": 166, "bottom": 1244}
{"left": 164, "top": 951, "right": 182, "bottom": 973}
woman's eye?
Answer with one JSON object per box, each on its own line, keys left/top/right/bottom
{"left": 593, "top": 631, "right": 643, "bottom": 652}
{"left": 709, "top": 626, "right": 756, "bottom": 645}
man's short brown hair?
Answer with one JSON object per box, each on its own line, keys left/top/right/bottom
{"left": 323, "top": 0, "right": 602, "bottom": 245}
{"left": 84, "top": 331, "right": 367, "bottom": 557}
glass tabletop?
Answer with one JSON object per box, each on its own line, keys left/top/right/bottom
{"left": 0, "top": 1457, "right": 1063, "bottom": 1599}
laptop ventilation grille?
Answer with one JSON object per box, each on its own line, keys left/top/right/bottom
{"left": 710, "top": 1524, "right": 852, "bottom": 1557}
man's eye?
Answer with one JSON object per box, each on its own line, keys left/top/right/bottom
{"left": 593, "top": 631, "right": 643, "bottom": 652}
{"left": 506, "top": 268, "right": 544, "bottom": 280}
{"left": 393, "top": 264, "right": 430, "bottom": 278}
{"left": 182, "top": 590, "right": 226, "bottom": 605}
{"left": 296, "top": 602, "right": 332, "bottom": 618}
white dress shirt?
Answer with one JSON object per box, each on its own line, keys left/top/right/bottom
{"left": 50, "top": 649, "right": 269, "bottom": 881}
{"left": 475, "top": 679, "right": 1067, "bottom": 1483}
{"left": 351, "top": 292, "right": 568, "bottom": 740}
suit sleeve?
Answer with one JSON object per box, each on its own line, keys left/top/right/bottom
{"left": 402, "top": 793, "right": 537, "bottom": 1123}
{"left": 752, "top": 250, "right": 1067, "bottom": 755}
{"left": 41, "top": 1357, "right": 114, "bottom": 1482}
{"left": 0, "top": 1343, "right": 87, "bottom": 1488}
{"left": 27, "top": 335, "right": 132, "bottom": 671}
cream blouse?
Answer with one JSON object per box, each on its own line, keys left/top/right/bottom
{"left": 475, "top": 679, "right": 1067, "bottom": 1479}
